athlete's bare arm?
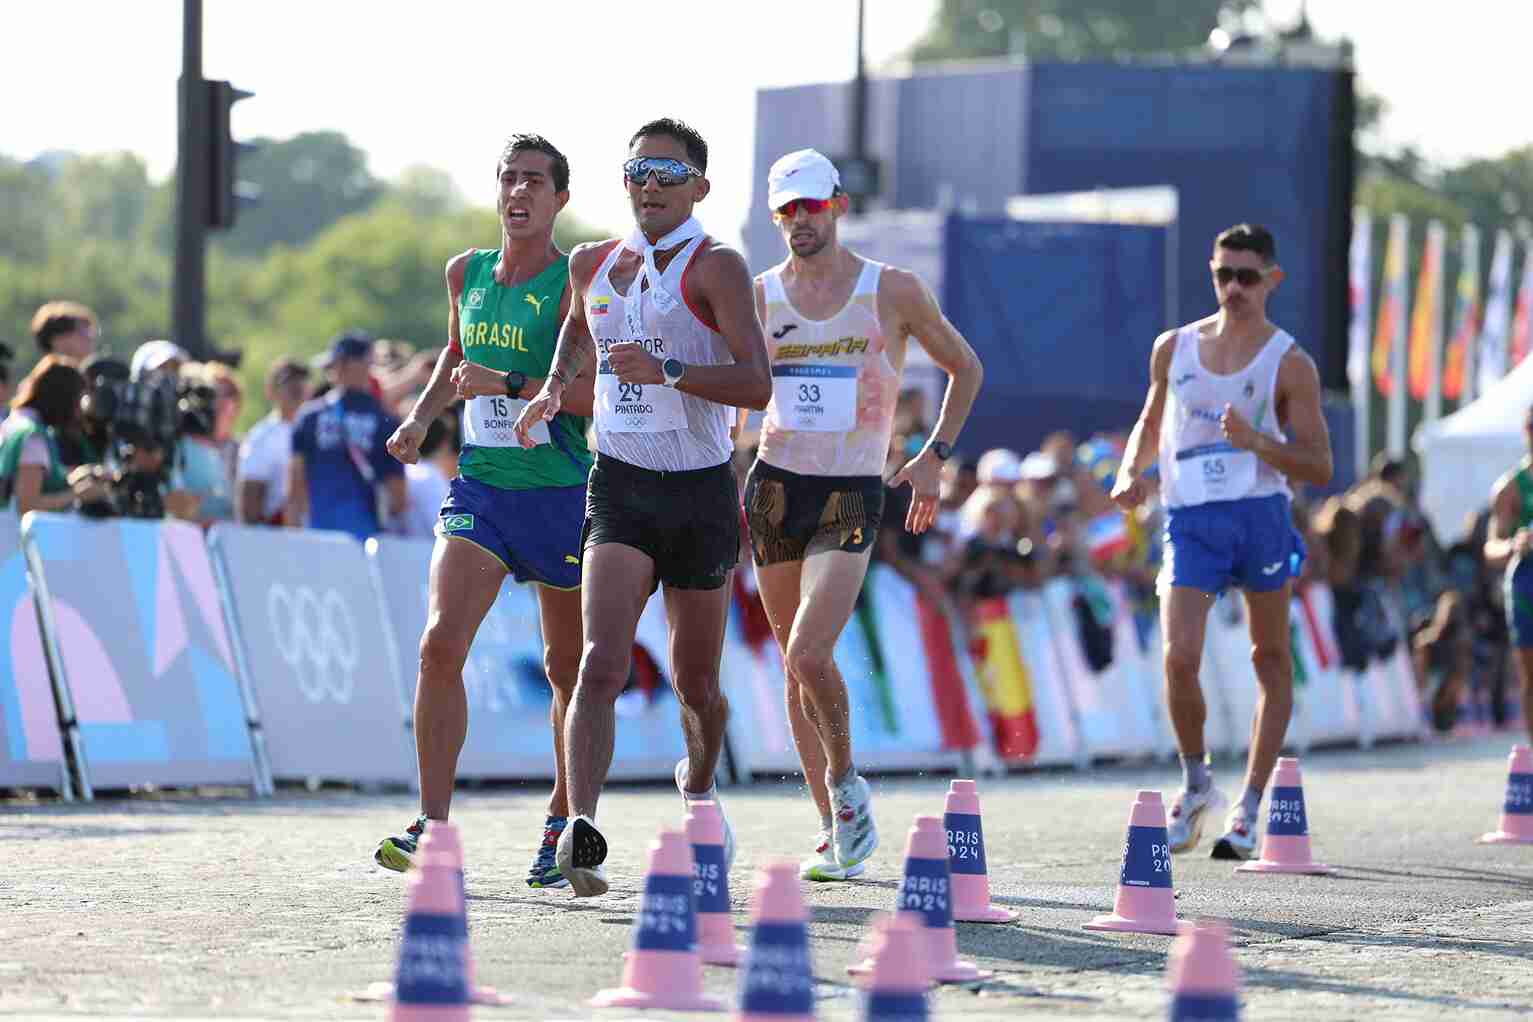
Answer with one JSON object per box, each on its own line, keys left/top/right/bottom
{"left": 1485, "top": 471, "right": 1530, "bottom": 568}
{"left": 1111, "top": 329, "right": 1177, "bottom": 510}
{"left": 514, "top": 241, "right": 606, "bottom": 446}
{"left": 1222, "top": 348, "right": 1332, "bottom": 487}
{"left": 607, "top": 242, "right": 772, "bottom": 411}
{"left": 881, "top": 267, "right": 983, "bottom": 533}
{"left": 389, "top": 251, "right": 470, "bottom": 465}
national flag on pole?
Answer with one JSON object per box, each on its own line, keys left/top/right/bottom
{"left": 1478, "top": 230, "right": 1516, "bottom": 392}
{"left": 1347, "top": 208, "right": 1373, "bottom": 482}
{"left": 1512, "top": 240, "right": 1533, "bottom": 369}
{"left": 1407, "top": 220, "right": 1444, "bottom": 402}
{"left": 1443, "top": 225, "right": 1480, "bottom": 402}
{"left": 1372, "top": 216, "right": 1408, "bottom": 397}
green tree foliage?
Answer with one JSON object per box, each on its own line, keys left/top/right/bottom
{"left": 217, "top": 131, "right": 383, "bottom": 258}
{"left": 905, "top": 0, "right": 1261, "bottom": 63}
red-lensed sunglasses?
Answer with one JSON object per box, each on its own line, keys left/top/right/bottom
{"left": 773, "top": 196, "right": 835, "bottom": 219}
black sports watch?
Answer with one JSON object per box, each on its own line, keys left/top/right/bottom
{"left": 661, "top": 357, "right": 686, "bottom": 387}
{"left": 929, "top": 440, "right": 954, "bottom": 461}
{"left": 503, "top": 370, "right": 527, "bottom": 397}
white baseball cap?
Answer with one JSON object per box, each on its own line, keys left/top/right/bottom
{"left": 767, "top": 149, "right": 841, "bottom": 211}
{"left": 976, "top": 448, "right": 1023, "bottom": 486}
{"left": 130, "top": 339, "right": 189, "bottom": 379}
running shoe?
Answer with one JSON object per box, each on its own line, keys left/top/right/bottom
{"left": 374, "top": 813, "right": 427, "bottom": 873}
{"left": 526, "top": 816, "right": 570, "bottom": 889}
{"left": 1166, "top": 786, "right": 1226, "bottom": 855}
{"left": 1211, "top": 804, "right": 1260, "bottom": 861}
{"left": 674, "top": 757, "right": 737, "bottom": 872}
{"left": 800, "top": 828, "right": 867, "bottom": 882}
{"left": 555, "top": 815, "right": 609, "bottom": 898}
{"left": 828, "top": 772, "right": 878, "bottom": 870}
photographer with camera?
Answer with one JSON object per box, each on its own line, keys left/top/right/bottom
{"left": 167, "top": 362, "right": 236, "bottom": 525}
{"left": 0, "top": 356, "right": 112, "bottom": 515}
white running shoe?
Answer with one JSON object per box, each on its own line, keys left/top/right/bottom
{"left": 1211, "top": 804, "right": 1260, "bottom": 861}
{"left": 675, "top": 757, "right": 736, "bottom": 873}
{"left": 800, "top": 828, "right": 867, "bottom": 882}
{"left": 555, "top": 815, "right": 609, "bottom": 897}
{"left": 1166, "top": 786, "right": 1226, "bottom": 854}
{"left": 829, "top": 772, "right": 878, "bottom": 870}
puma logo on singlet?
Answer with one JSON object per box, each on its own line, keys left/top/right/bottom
{"left": 525, "top": 293, "right": 549, "bottom": 316}
{"left": 772, "top": 324, "right": 798, "bottom": 340}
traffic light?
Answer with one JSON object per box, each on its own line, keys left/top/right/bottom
{"left": 206, "top": 79, "right": 255, "bottom": 230}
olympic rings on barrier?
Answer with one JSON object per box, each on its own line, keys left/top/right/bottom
{"left": 265, "top": 583, "right": 360, "bottom": 704}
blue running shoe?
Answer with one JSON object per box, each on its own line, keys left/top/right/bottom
{"left": 527, "top": 816, "right": 570, "bottom": 889}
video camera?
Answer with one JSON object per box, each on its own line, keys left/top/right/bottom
{"left": 77, "top": 370, "right": 220, "bottom": 519}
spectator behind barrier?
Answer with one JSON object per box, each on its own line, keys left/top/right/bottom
{"left": 30, "top": 300, "right": 98, "bottom": 361}
{"left": 0, "top": 356, "right": 110, "bottom": 515}
{"left": 287, "top": 330, "right": 407, "bottom": 541}
{"left": 395, "top": 410, "right": 460, "bottom": 539}
{"left": 237, "top": 358, "right": 310, "bottom": 525}
{"left": 168, "top": 362, "right": 236, "bottom": 525}
{"left": 0, "top": 340, "right": 15, "bottom": 409}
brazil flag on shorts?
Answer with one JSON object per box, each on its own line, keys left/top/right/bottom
{"left": 457, "top": 249, "right": 592, "bottom": 490}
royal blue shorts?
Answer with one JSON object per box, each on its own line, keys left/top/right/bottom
{"left": 1505, "top": 558, "right": 1533, "bottom": 649}
{"left": 1160, "top": 494, "right": 1304, "bottom": 596}
{"left": 437, "top": 476, "right": 585, "bottom": 590}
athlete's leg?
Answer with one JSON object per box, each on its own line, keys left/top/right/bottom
{"left": 782, "top": 549, "right": 872, "bottom": 786}
{"left": 1240, "top": 583, "right": 1296, "bottom": 800}
{"left": 1161, "top": 585, "right": 1216, "bottom": 759}
{"left": 755, "top": 558, "right": 832, "bottom": 819}
{"left": 416, "top": 536, "right": 507, "bottom": 819}
{"left": 1515, "top": 650, "right": 1533, "bottom": 745}
{"left": 663, "top": 579, "right": 734, "bottom": 797}
{"left": 534, "top": 583, "right": 583, "bottom": 818}
{"left": 564, "top": 543, "right": 654, "bottom": 820}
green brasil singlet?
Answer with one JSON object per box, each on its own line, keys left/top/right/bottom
{"left": 1515, "top": 465, "right": 1533, "bottom": 530}
{"left": 455, "top": 249, "right": 591, "bottom": 490}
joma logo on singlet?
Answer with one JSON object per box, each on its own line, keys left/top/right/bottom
{"left": 778, "top": 336, "right": 869, "bottom": 360}
{"left": 463, "top": 322, "right": 529, "bottom": 351}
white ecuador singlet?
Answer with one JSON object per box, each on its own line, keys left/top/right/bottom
{"left": 585, "top": 235, "right": 735, "bottom": 471}
{"left": 755, "top": 258, "right": 900, "bottom": 477}
{"left": 1158, "top": 324, "right": 1294, "bottom": 509}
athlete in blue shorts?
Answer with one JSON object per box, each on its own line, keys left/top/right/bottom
{"left": 1112, "top": 224, "right": 1333, "bottom": 859}
{"left": 1483, "top": 408, "right": 1533, "bottom": 746}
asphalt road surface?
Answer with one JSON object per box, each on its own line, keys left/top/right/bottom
{"left": 5, "top": 734, "right": 1532, "bottom": 1020}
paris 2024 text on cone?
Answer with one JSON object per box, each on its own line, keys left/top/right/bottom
{"left": 591, "top": 828, "right": 724, "bottom": 1012}
{"left": 1084, "top": 790, "right": 1179, "bottom": 936}
{"left": 388, "top": 822, "right": 471, "bottom": 1022}
{"left": 1165, "top": 918, "right": 1242, "bottom": 1021}
{"left": 1236, "top": 757, "right": 1335, "bottom": 875}
{"left": 856, "top": 912, "right": 931, "bottom": 1021}
{"left": 852, "top": 815, "right": 992, "bottom": 983}
{"left": 944, "top": 779, "right": 1017, "bottom": 923}
{"left": 1478, "top": 744, "right": 1533, "bottom": 845}
{"left": 688, "top": 799, "right": 745, "bottom": 966}
{"left": 735, "top": 861, "right": 816, "bottom": 1022}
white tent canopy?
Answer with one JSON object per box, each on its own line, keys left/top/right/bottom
{"left": 1413, "top": 355, "right": 1533, "bottom": 543}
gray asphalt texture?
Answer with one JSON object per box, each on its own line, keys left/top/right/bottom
{"left": 5, "top": 734, "right": 1533, "bottom": 1020}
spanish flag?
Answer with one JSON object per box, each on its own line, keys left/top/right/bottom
{"left": 1372, "top": 217, "right": 1409, "bottom": 398}
{"left": 970, "top": 597, "right": 1039, "bottom": 761}
{"left": 1443, "top": 225, "right": 1481, "bottom": 402}
{"left": 1406, "top": 221, "right": 1443, "bottom": 402}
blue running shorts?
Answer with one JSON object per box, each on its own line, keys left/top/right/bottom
{"left": 1159, "top": 494, "right": 1304, "bottom": 596}
{"left": 437, "top": 476, "right": 585, "bottom": 590}
{"left": 1505, "top": 557, "right": 1533, "bottom": 649}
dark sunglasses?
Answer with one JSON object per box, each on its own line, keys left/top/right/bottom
{"left": 623, "top": 157, "right": 702, "bottom": 187}
{"left": 773, "top": 196, "right": 835, "bottom": 219}
{"left": 1213, "top": 266, "right": 1267, "bottom": 287}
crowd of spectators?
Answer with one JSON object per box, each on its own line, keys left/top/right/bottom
{"left": 7, "top": 298, "right": 1520, "bottom": 736}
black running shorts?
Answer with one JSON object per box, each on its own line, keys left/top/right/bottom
{"left": 742, "top": 458, "right": 884, "bottom": 567}
{"left": 582, "top": 452, "right": 740, "bottom": 591}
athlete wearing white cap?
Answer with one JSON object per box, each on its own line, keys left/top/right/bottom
{"left": 745, "top": 148, "right": 983, "bottom": 880}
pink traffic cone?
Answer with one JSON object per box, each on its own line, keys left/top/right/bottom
{"left": 1478, "top": 745, "right": 1533, "bottom": 845}
{"left": 944, "top": 780, "right": 1017, "bottom": 923}
{"left": 688, "top": 800, "right": 744, "bottom": 966}
{"left": 855, "top": 913, "right": 931, "bottom": 1020}
{"left": 401, "top": 821, "right": 512, "bottom": 1007}
{"left": 735, "top": 861, "right": 816, "bottom": 1022}
{"left": 591, "top": 828, "right": 724, "bottom": 1011}
{"left": 388, "top": 825, "right": 471, "bottom": 1021}
{"left": 1236, "top": 758, "right": 1334, "bottom": 875}
{"left": 1165, "top": 918, "right": 1242, "bottom": 1021}
{"left": 1084, "top": 790, "right": 1179, "bottom": 936}
{"left": 852, "top": 816, "right": 991, "bottom": 983}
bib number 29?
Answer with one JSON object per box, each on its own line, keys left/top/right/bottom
{"left": 618, "top": 382, "right": 644, "bottom": 403}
